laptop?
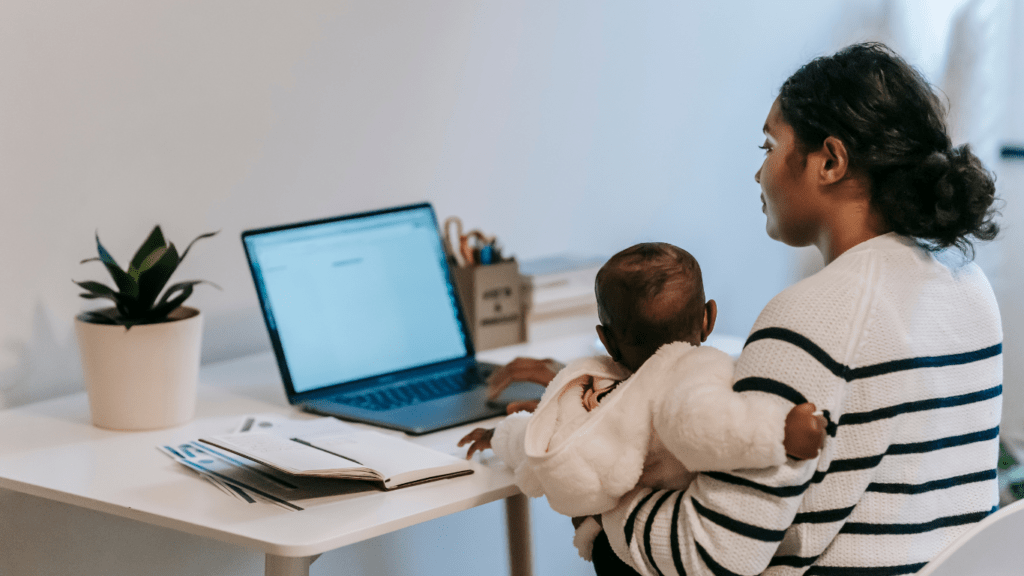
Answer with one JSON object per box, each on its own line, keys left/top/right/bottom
{"left": 241, "top": 202, "right": 544, "bottom": 435}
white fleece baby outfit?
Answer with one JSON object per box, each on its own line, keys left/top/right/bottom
{"left": 489, "top": 341, "right": 793, "bottom": 560}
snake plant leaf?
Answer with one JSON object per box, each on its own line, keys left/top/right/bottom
{"left": 73, "top": 280, "right": 123, "bottom": 305}
{"left": 147, "top": 283, "right": 195, "bottom": 320}
{"left": 137, "top": 245, "right": 169, "bottom": 275}
{"left": 179, "top": 230, "right": 219, "bottom": 263}
{"left": 127, "top": 245, "right": 167, "bottom": 282}
{"left": 154, "top": 279, "right": 219, "bottom": 307}
{"left": 78, "top": 308, "right": 122, "bottom": 325}
{"left": 149, "top": 279, "right": 222, "bottom": 319}
{"left": 128, "top": 225, "right": 167, "bottom": 275}
{"left": 120, "top": 315, "right": 148, "bottom": 329}
{"left": 135, "top": 242, "right": 180, "bottom": 311}
{"left": 76, "top": 228, "right": 217, "bottom": 327}
{"left": 94, "top": 232, "right": 139, "bottom": 301}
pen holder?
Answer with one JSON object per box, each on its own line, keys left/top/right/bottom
{"left": 451, "top": 259, "right": 527, "bottom": 351}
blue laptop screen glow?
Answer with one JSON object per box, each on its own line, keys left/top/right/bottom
{"left": 244, "top": 207, "right": 469, "bottom": 394}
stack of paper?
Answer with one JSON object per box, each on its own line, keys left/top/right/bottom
{"left": 520, "top": 254, "right": 605, "bottom": 319}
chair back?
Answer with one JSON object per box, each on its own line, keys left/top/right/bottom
{"left": 917, "top": 499, "right": 1024, "bottom": 576}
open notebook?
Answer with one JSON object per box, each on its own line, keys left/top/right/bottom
{"left": 199, "top": 417, "right": 473, "bottom": 490}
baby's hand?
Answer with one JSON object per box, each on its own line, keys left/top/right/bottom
{"left": 783, "top": 403, "right": 827, "bottom": 460}
{"left": 458, "top": 427, "right": 495, "bottom": 459}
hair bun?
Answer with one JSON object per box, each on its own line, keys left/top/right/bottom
{"left": 918, "top": 150, "right": 952, "bottom": 182}
{"left": 931, "top": 144, "right": 998, "bottom": 248}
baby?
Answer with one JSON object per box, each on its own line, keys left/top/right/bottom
{"left": 459, "top": 242, "right": 825, "bottom": 558}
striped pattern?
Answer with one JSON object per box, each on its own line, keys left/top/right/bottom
{"left": 604, "top": 234, "right": 1002, "bottom": 576}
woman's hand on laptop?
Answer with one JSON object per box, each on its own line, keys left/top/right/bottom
{"left": 505, "top": 400, "right": 540, "bottom": 414}
{"left": 485, "top": 357, "right": 563, "bottom": 400}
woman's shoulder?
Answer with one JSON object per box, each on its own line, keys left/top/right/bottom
{"left": 750, "top": 233, "right": 999, "bottom": 359}
{"left": 749, "top": 235, "right": 916, "bottom": 352}
{"left": 758, "top": 233, "right": 984, "bottom": 320}
{"left": 755, "top": 250, "right": 875, "bottom": 333}
{"left": 734, "top": 248, "right": 888, "bottom": 400}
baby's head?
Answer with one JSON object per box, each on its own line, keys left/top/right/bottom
{"left": 594, "top": 242, "right": 717, "bottom": 372}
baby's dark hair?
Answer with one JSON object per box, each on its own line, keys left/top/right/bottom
{"left": 779, "top": 42, "right": 998, "bottom": 256}
{"left": 595, "top": 242, "right": 705, "bottom": 355}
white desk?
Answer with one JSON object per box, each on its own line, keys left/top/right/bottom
{"left": 0, "top": 332, "right": 599, "bottom": 576}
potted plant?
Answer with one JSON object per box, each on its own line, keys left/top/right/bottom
{"left": 74, "top": 226, "right": 218, "bottom": 430}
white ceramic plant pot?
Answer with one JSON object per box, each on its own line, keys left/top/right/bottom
{"left": 75, "top": 306, "right": 203, "bottom": 431}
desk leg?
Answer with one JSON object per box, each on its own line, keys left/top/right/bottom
{"left": 505, "top": 493, "right": 533, "bottom": 576}
{"left": 265, "top": 553, "right": 319, "bottom": 576}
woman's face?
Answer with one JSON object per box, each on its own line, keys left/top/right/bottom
{"left": 754, "top": 98, "right": 824, "bottom": 247}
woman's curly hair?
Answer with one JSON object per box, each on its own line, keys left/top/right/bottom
{"left": 778, "top": 42, "right": 999, "bottom": 256}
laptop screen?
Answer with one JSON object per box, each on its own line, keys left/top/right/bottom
{"left": 243, "top": 205, "right": 471, "bottom": 395}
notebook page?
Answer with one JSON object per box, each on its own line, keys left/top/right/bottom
{"left": 202, "top": 432, "right": 372, "bottom": 476}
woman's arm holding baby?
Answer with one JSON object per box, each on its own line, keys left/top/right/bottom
{"left": 645, "top": 344, "right": 824, "bottom": 474}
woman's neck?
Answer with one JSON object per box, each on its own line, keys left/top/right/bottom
{"left": 816, "top": 183, "right": 890, "bottom": 265}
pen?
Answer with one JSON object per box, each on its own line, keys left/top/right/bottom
{"left": 290, "top": 437, "right": 364, "bottom": 466}
{"left": 480, "top": 243, "right": 494, "bottom": 265}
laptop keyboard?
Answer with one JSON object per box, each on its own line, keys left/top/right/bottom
{"left": 334, "top": 371, "right": 475, "bottom": 412}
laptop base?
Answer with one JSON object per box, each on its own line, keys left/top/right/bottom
{"left": 303, "top": 380, "right": 545, "bottom": 435}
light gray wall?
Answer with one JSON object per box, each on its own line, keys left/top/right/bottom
{"left": 2, "top": 1, "right": 1021, "bottom": 575}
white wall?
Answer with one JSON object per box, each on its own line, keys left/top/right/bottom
{"left": 991, "top": 0, "right": 1024, "bottom": 440}
{"left": 2, "top": 1, "right": 1020, "bottom": 575}
{"left": 0, "top": 0, "right": 853, "bottom": 408}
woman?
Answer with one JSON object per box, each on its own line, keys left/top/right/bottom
{"left": 490, "top": 43, "right": 1003, "bottom": 575}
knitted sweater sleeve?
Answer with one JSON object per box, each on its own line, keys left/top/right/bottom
{"left": 601, "top": 263, "right": 865, "bottom": 576}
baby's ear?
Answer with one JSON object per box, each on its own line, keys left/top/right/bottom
{"left": 700, "top": 299, "right": 718, "bottom": 342}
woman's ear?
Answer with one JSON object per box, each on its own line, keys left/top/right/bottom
{"left": 816, "top": 136, "right": 850, "bottom": 185}
{"left": 596, "top": 325, "right": 621, "bottom": 362}
{"left": 700, "top": 299, "right": 718, "bottom": 343}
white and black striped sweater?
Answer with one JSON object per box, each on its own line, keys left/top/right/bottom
{"left": 603, "top": 233, "right": 1003, "bottom": 576}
